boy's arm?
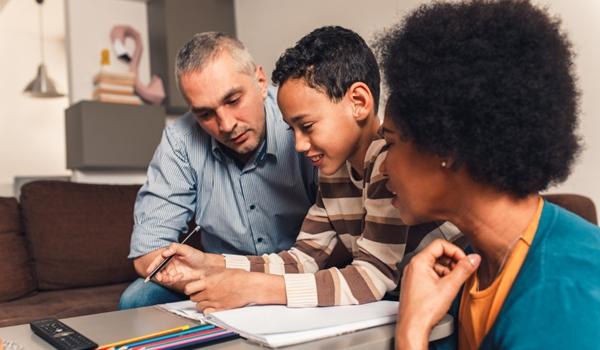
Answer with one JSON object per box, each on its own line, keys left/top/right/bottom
{"left": 224, "top": 191, "right": 339, "bottom": 275}
{"left": 223, "top": 156, "right": 417, "bottom": 307}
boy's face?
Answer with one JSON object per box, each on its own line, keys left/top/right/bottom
{"left": 277, "top": 78, "right": 362, "bottom": 175}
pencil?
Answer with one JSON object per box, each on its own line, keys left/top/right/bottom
{"left": 144, "top": 225, "right": 201, "bottom": 283}
{"left": 140, "top": 328, "right": 237, "bottom": 350}
{"left": 117, "top": 324, "right": 215, "bottom": 349}
{"left": 96, "top": 325, "right": 190, "bottom": 350}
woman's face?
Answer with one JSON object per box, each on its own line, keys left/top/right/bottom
{"left": 379, "top": 113, "right": 449, "bottom": 225}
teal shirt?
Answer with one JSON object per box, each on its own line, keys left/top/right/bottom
{"left": 432, "top": 201, "right": 600, "bottom": 349}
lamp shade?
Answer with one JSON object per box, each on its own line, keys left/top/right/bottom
{"left": 23, "top": 63, "right": 64, "bottom": 98}
{"left": 23, "top": 0, "right": 65, "bottom": 98}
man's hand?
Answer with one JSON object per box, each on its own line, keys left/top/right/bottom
{"left": 183, "top": 270, "right": 286, "bottom": 313}
{"left": 396, "top": 239, "right": 480, "bottom": 350}
{"left": 146, "top": 243, "right": 225, "bottom": 287}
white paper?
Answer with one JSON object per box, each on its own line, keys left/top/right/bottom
{"left": 158, "top": 300, "right": 399, "bottom": 348}
{"left": 156, "top": 300, "right": 209, "bottom": 323}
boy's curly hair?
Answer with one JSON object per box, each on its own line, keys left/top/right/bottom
{"left": 272, "top": 25, "right": 380, "bottom": 112}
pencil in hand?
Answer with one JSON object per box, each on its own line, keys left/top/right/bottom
{"left": 144, "top": 225, "right": 201, "bottom": 283}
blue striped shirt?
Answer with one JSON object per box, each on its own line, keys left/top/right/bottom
{"left": 129, "top": 88, "right": 317, "bottom": 258}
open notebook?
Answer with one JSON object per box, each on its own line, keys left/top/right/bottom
{"left": 158, "top": 300, "right": 400, "bottom": 348}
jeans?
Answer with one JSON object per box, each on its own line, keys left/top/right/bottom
{"left": 118, "top": 278, "right": 187, "bottom": 310}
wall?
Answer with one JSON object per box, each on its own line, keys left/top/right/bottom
{"left": 0, "top": 0, "right": 70, "bottom": 196}
{"left": 234, "top": 0, "right": 600, "bottom": 207}
{"left": 0, "top": 0, "right": 598, "bottom": 206}
{"left": 537, "top": 0, "right": 600, "bottom": 207}
{"left": 65, "top": 0, "right": 150, "bottom": 105}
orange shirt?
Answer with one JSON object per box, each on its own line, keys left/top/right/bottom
{"left": 458, "top": 198, "right": 544, "bottom": 349}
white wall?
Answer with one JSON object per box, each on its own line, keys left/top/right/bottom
{"left": 0, "top": 0, "right": 598, "bottom": 207}
{"left": 0, "top": 0, "right": 70, "bottom": 196}
{"left": 235, "top": 0, "right": 406, "bottom": 78}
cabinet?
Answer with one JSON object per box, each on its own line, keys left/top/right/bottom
{"left": 65, "top": 101, "right": 165, "bottom": 170}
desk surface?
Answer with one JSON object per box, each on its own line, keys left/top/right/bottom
{"left": 0, "top": 306, "right": 396, "bottom": 349}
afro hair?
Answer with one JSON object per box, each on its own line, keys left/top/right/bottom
{"left": 377, "top": 0, "right": 581, "bottom": 197}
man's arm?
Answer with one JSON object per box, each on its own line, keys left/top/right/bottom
{"left": 129, "top": 122, "right": 198, "bottom": 278}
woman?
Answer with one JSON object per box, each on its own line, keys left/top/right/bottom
{"left": 377, "top": 1, "right": 600, "bottom": 349}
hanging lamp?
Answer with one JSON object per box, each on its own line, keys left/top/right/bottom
{"left": 23, "top": 0, "right": 64, "bottom": 98}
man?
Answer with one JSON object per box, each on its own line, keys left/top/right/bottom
{"left": 118, "top": 32, "right": 317, "bottom": 309}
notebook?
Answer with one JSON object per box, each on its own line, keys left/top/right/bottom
{"left": 158, "top": 300, "right": 399, "bottom": 348}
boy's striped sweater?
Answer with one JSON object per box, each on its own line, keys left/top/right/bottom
{"left": 225, "top": 139, "right": 461, "bottom": 307}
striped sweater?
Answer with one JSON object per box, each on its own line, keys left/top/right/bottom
{"left": 224, "top": 139, "right": 461, "bottom": 307}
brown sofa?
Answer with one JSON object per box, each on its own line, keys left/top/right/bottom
{"left": 0, "top": 180, "right": 596, "bottom": 328}
{"left": 0, "top": 181, "right": 141, "bottom": 327}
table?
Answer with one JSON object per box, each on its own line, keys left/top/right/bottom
{"left": 0, "top": 306, "right": 398, "bottom": 349}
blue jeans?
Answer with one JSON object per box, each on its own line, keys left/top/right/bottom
{"left": 118, "top": 278, "right": 187, "bottom": 310}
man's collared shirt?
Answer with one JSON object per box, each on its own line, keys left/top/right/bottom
{"left": 129, "top": 88, "right": 317, "bottom": 257}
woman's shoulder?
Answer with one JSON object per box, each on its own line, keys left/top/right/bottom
{"left": 507, "top": 200, "right": 600, "bottom": 300}
{"left": 536, "top": 201, "right": 600, "bottom": 259}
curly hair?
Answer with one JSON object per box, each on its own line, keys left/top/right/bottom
{"left": 377, "top": 0, "right": 580, "bottom": 197}
{"left": 272, "top": 26, "right": 380, "bottom": 113}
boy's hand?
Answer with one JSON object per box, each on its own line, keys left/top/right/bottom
{"left": 145, "top": 243, "right": 224, "bottom": 286}
{"left": 185, "top": 270, "right": 286, "bottom": 313}
{"left": 396, "top": 239, "right": 480, "bottom": 350}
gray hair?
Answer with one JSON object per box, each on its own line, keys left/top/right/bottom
{"left": 175, "top": 32, "right": 256, "bottom": 85}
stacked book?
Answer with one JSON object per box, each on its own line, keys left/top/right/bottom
{"left": 92, "top": 70, "right": 143, "bottom": 105}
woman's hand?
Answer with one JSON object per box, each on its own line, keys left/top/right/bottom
{"left": 396, "top": 239, "right": 480, "bottom": 349}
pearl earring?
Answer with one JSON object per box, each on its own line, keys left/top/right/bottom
{"left": 441, "top": 161, "right": 448, "bottom": 168}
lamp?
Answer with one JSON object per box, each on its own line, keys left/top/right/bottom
{"left": 23, "top": 0, "right": 64, "bottom": 98}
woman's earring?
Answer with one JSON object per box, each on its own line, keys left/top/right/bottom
{"left": 441, "top": 161, "right": 448, "bottom": 168}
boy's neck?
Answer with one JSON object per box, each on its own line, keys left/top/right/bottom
{"left": 348, "top": 115, "right": 380, "bottom": 179}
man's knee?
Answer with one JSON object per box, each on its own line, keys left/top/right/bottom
{"left": 118, "top": 278, "right": 185, "bottom": 310}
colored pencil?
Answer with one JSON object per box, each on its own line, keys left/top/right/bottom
{"left": 141, "top": 329, "right": 237, "bottom": 350}
{"left": 96, "top": 325, "right": 190, "bottom": 350}
{"left": 117, "top": 325, "right": 215, "bottom": 349}
{"left": 132, "top": 327, "right": 224, "bottom": 349}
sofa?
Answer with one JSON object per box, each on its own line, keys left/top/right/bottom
{"left": 0, "top": 181, "right": 142, "bottom": 327}
{"left": 0, "top": 180, "right": 596, "bottom": 327}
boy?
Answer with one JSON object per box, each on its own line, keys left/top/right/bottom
{"left": 148, "top": 26, "right": 459, "bottom": 311}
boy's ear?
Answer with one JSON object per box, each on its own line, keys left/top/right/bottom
{"left": 347, "top": 82, "right": 373, "bottom": 122}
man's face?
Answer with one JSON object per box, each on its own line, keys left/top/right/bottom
{"left": 179, "top": 53, "right": 268, "bottom": 156}
{"left": 277, "top": 78, "right": 361, "bottom": 175}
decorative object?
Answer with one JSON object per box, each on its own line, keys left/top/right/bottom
{"left": 92, "top": 48, "right": 141, "bottom": 105}
{"left": 110, "top": 25, "right": 165, "bottom": 105}
{"left": 23, "top": 0, "right": 64, "bottom": 98}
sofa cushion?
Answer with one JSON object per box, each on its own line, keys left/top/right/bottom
{"left": 0, "top": 197, "right": 36, "bottom": 302}
{"left": 0, "top": 283, "right": 130, "bottom": 327}
{"left": 20, "top": 181, "right": 140, "bottom": 290}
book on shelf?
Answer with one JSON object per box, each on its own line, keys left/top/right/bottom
{"left": 93, "top": 70, "right": 136, "bottom": 86}
{"left": 93, "top": 82, "right": 135, "bottom": 95}
{"left": 93, "top": 91, "right": 143, "bottom": 105}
